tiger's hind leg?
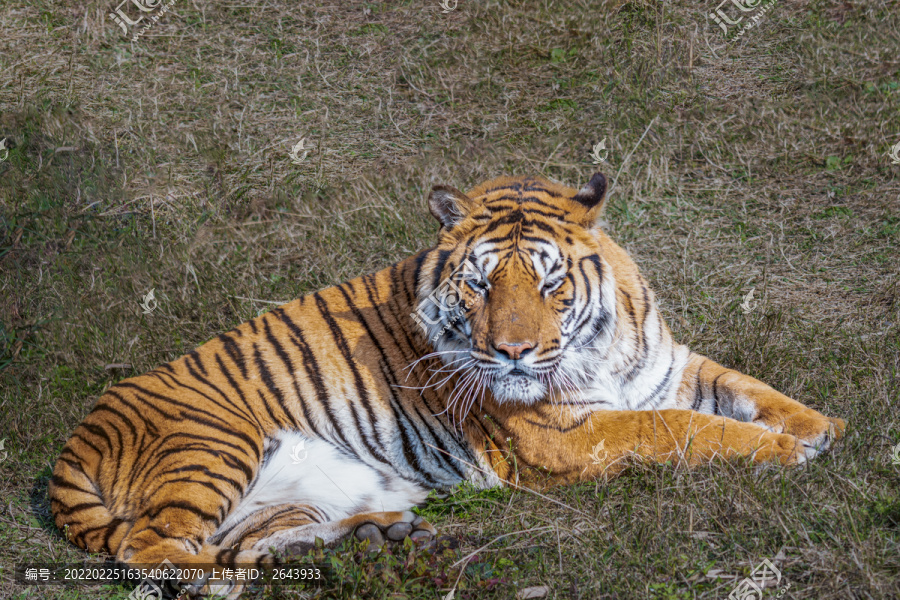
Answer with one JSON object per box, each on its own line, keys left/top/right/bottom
{"left": 679, "top": 352, "right": 845, "bottom": 457}
{"left": 110, "top": 439, "right": 273, "bottom": 599}
{"left": 223, "top": 505, "right": 436, "bottom": 556}
{"left": 50, "top": 407, "right": 270, "bottom": 598}
{"left": 115, "top": 492, "right": 275, "bottom": 600}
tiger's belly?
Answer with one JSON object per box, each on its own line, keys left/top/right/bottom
{"left": 215, "top": 431, "right": 432, "bottom": 537}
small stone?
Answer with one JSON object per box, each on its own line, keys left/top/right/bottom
{"left": 517, "top": 585, "right": 549, "bottom": 599}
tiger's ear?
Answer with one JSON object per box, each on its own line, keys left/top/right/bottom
{"left": 428, "top": 185, "right": 476, "bottom": 229}
{"left": 572, "top": 171, "right": 607, "bottom": 228}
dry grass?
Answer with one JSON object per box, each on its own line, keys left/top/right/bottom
{"left": 1, "top": 0, "right": 899, "bottom": 598}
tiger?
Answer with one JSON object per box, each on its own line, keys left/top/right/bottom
{"left": 50, "top": 170, "right": 845, "bottom": 597}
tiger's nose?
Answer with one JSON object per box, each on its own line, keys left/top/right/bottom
{"left": 495, "top": 342, "right": 534, "bottom": 361}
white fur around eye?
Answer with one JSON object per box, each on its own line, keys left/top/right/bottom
{"left": 541, "top": 276, "right": 565, "bottom": 295}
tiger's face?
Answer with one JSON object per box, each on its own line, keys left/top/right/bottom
{"left": 415, "top": 172, "right": 617, "bottom": 408}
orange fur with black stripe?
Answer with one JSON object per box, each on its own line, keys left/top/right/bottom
{"left": 50, "top": 171, "right": 844, "bottom": 597}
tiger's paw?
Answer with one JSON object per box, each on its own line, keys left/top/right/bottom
{"left": 756, "top": 411, "right": 845, "bottom": 458}
{"left": 353, "top": 510, "right": 436, "bottom": 549}
{"left": 754, "top": 430, "right": 810, "bottom": 465}
{"left": 796, "top": 416, "right": 845, "bottom": 459}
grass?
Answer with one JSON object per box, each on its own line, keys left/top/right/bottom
{"left": 1, "top": 0, "right": 899, "bottom": 598}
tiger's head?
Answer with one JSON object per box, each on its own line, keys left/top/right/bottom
{"left": 414, "top": 172, "right": 617, "bottom": 408}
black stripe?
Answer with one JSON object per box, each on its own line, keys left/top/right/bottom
{"left": 522, "top": 414, "right": 591, "bottom": 433}
{"left": 165, "top": 465, "right": 246, "bottom": 493}
{"left": 184, "top": 414, "right": 261, "bottom": 461}
{"left": 251, "top": 341, "right": 301, "bottom": 430}
{"left": 76, "top": 524, "right": 118, "bottom": 549}
{"left": 561, "top": 255, "right": 602, "bottom": 346}
{"left": 80, "top": 423, "right": 114, "bottom": 453}
{"left": 258, "top": 319, "right": 310, "bottom": 430}
{"left": 231, "top": 505, "right": 322, "bottom": 543}
{"left": 619, "top": 281, "right": 651, "bottom": 383}
{"left": 90, "top": 405, "right": 138, "bottom": 440}
{"left": 711, "top": 372, "right": 725, "bottom": 415}
{"left": 102, "top": 518, "right": 126, "bottom": 553}
{"left": 145, "top": 525, "right": 200, "bottom": 549}
{"left": 483, "top": 193, "right": 568, "bottom": 213}
{"left": 219, "top": 333, "right": 248, "bottom": 379}
{"left": 54, "top": 501, "right": 105, "bottom": 516}
{"left": 144, "top": 500, "right": 220, "bottom": 524}
{"left": 49, "top": 476, "right": 93, "bottom": 494}
{"left": 188, "top": 350, "right": 208, "bottom": 376}
{"left": 313, "top": 292, "right": 391, "bottom": 465}
{"left": 523, "top": 181, "right": 565, "bottom": 197}
{"left": 146, "top": 370, "right": 177, "bottom": 390}
{"left": 268, "top": 308, "right": 350, "bottom": 451}
{"left": 150, "top": 477, "right": 231, "bottom": 507}
{"left": 213, "top": 353, "right": 267, "bottom": 430}
{"left": 166, "top": 360, "right": 256, "bottom": 425}
{"left": 524, "top": 218, "right": 562, "bottom": 235}
{"left": 637, "top": 349, "right": 676, "bottom": 408}
{"left": 115, "top": 382, "right": 233, "bottom": 427}
{"left": 480, "top": 210, "right": 525, "bottom": 237}
{"left": 56, "top": 453, "right": 92, "bottom": 473}
{"left": 410, "top": 250, "right": 430, "bottom": 302}
{"left": 430, "top": 249, "right": 452, "bottom": 295}
{"left": 690, "top": 363, "right": 705, "bottom": 410}
{"left": 104, "top": 390, "right": 162, "bottom": 439}
{"left": 134, "top": 432, "right": 255, "bottom": 484}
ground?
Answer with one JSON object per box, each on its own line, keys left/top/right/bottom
{"left": 1, "top": 0, "right": 899, "bottom": 598}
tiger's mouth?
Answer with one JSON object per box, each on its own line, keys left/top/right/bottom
{"left": 487, "top": 363, "right": 548, "bottom": 405}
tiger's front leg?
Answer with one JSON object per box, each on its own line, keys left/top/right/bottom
{"left": 475, "top": 404, "right": 814, "bottom": 486}
{"left": 678, "top": 352, "right": 845, "bottom": 456}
